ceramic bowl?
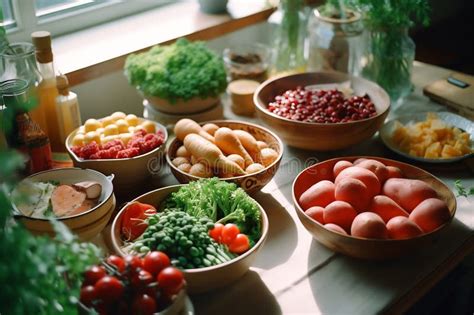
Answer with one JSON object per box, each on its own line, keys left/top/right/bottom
{"left": 110, "top": 185, "right": 269, "bottom": 293}
{"left": 254, "top": 71, "right": 390, "bottom": 150}
{"left": 12, "top": 168, "right": 116, "bottom": 241}
{"left": 292, "top": 156, "right": 456, "bottom": 260}
{"left": 66, "top": 118, "right": 168, "bottom": 192}
{"left": 166, "top": 120, "right": 284, "bottom": 194}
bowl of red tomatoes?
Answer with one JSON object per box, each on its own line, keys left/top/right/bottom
{"left": 110, "top": 181, "right": 269, "bottom": 293}
{"left": 78, "top": 252, "right": 188, "bottom": 315}
{"left": 254, "top": 71, "right": 390, "bottom": 150}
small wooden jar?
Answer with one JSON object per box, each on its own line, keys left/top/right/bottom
{"left": 228, "top": 79, "right": 260, "bottom": 116}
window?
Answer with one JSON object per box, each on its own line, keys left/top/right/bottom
{"left": 2, "top": 0, "right": 174, "bottom": 42}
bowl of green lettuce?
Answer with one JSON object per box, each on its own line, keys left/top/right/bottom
{"left": 125, "top": 39, "right": 227, "bottom": 114}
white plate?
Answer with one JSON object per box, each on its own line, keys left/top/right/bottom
{"left": 379, "top": 112, "right": 474, "bottom": 163}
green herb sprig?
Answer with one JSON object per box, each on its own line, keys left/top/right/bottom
{"left": 454, "top": 180, "right": 474, "bottom": 198}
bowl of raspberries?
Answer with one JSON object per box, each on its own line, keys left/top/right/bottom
{"left": 66, "top": 113, "right": 168, "bottom": 192}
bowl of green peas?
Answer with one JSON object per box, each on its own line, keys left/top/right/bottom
{"left": 110, "top": 179, "right": 269, "bottom": 294}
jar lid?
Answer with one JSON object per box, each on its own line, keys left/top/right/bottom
{"left": 56, "top": 74, "right": 70, "bottom": 95}
{"left": 31, "top": 31, "right": 53, "bottom": 63}
{"left": 227, "top": 79, "right": 260, "bottom": 96}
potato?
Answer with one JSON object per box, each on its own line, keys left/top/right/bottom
{"left": 324, "top": 201, "right": 358, "bottom": 233}
{"left": 386, "top": 216, "right": 423, "bottom": 239}
{"left": 386, "top": 166, "right": 403, "bottom": 179}
{"left": 84, "top": 131, "right": 100, "bottom": 144}
{"left": 246, "top": 163, "right": 265, "bottom": 174}
{"left": 125, "top": 114, "right": 139, "bottom": 126}
{"left": 84, "top": 118, "right": 102, "bottom": 132}
{"left": 350, "top": 212, "right": 388, "bottom": 239}
{"left": 355, "top": 159, "right": 389, "bottom": 184}
{"left": 202, "top": 123, "right": 219, "bottom": 136}
{"left": 172, "top": 157, "right": 190, "bottom": 167}
{"left": 111, "top": 111, "right": 126, "bottom": 121}
{"left": 177, "top": 163, "right": 192, "bottom": 173}
{"left": 324, "top": 223, "right": 347, "bottom": 235}
{"left": 409, "top": 198, "right": 450, "bottom": 233}
{"left": 334, "top": 177, "right": 371, "bottom": 212}
{"left": 335, "top": 166, "right": 381, "bottom": 197}
{"left": 190, "top": 155, "right": 199, "bottom": 165}
{"left": 227, "top": 154, "right": 245, "bottom": 169}
{"left": 176, "top": 145, "right": 191, "bottom": 158}
{"left": 104, "top": 124, "right": 119, "bottom": 136}
{"left": 299, "top": 180, "right": 336, "bottom": 210}
{"left": 72, "top": 134, "right": 85, "bottom": 146}
{"left": 101, "top": 116, "right": 115, "bottom": 127}
{"left": 115, "top": 119, "right": 129, "bottom": 133}
{"left": 260, "top": 148, "right": 278, "bottom": 167}
{"left": 333, "top": 160, "right": 352, "bottom": 178}
{"left": 76, "top": 126, "right": 85, "bottom": 135}
{"left": 257, "top": 141, "right": 268, "bottom": 150}
{"left": 306, "top": 206, "right": 324, "bottom": 224}
{"left": 382, "top": 178, "right": 437, "bottom": 212}
{"left": 368, "top": 195, "right": 409, "bottom": 223}
{"left": 189, "top": 163, "right": 213, "bottom": 178}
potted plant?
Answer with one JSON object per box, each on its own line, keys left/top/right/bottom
{"left": 124, "top": 38, "right": 227, "bottom": 114}
{"left": 351, "top": 0, "right": 430, "bottom": 105}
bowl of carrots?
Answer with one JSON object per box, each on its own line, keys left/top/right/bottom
{"left": 165, "top": 119, "right": 284, "bottom": 194}
{"left": 292, "top": 156, "right": 456, "bottom": 260}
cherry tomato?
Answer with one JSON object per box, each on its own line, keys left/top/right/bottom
{"left": 131, "top": 269, "right": 154, "bottom": 291}
{"left": 143, "top": 251, "right": 170, "bottom": 276}
{"left": 132, "top": 294, "right": 157, "bottom": 315}
{"left": 106, "top": 255, "right": 125, "bottom": 273}
{"left": 228, "top": 234, "right": 250, "bottom": 254}
{"left": 157, "top": 266, "right": 184, "bottom": 296}
{"left": 124, "top": 255, "right": 143, "bottom": 274}
{"left": 83, "top": 265, "right": 106, "bottom": 286}
{"left": 221, "top": 223, "right": 240, "bottom": 245}
{"left": 94, "top": 276, "right": 124, "bottom": 304}
{"left": 209, "top": 223, "right": 224, "bottom": 242}
{"left": 121, "top": 202, "right": 157, "bottom": 240}
{"left": 79, "top": 285, "right": 97, "bottom": 307}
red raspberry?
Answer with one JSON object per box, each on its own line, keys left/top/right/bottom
{"left": 71, "top": 146, "right": 84, "bottom": 158}
{"left": 89, "top": 153, "right": 101, "bottom": 160}
{"left": 134, "top": 129, "right": 147, "bottom": 137}
{"left": 143, "top": 133, "right": 156, "bottom": 142}
{"left": 81, "top": 141, "right": 100, "bottom": 159}
{"left": 128, "top": 137, "right": 147, "bottom": 154}
{"left": 116, "top": 147, "right": 140, "bottom": 159}
{"left": 102, "top": 139, "right": 125, "bottom": 150}
{"left": 143, "top": 137, "right": 161, "bottom": 153}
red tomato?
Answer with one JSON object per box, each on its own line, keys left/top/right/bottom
{"left": 121, "top": 202, "right": 157, "bottom": 240}
{"left": 94, "top": 276, "right": 124, "bottom": 304}
{"left": 208, "top": 223, "right": 224, "bottom": 242}
{"left": 106, "top": 255, "right": 125, "bottom": 273}
{"left": 157, "top": 267, "right": 184, "bottom": 296}
{"left": 132, "top": 294, "right": 157, "bottom": 315}
{"left": 131, "top": 270, "right": 154, "bottom": 291}
{"left": 124, "top": 255, "right": 143, "bottom": 274}
{"left": 143, "top": 251, "right": 170, "bottom": 276}
{"left": 221, "top": 223, "right": 240, "bottom": 245}
{"left": 79, "top": 285, "right": 97, "bottom": 307}
{"left": 228, "top": 234, "right": 250, "bottom": 254}
{"left": 83, "top": 265, "right": 106, "bottom": 286}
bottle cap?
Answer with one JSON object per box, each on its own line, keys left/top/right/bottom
{"left": 56, "top": 74, "right": 70, "bottom": 96}
{"left": 31, "top": 31, "right": 53, "bottom": 63}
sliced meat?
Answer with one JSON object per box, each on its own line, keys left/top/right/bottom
{"left": 69, "top": 199, "right": 97, "bottom": 216}
{"left": 51, "top": 185, "right": 86, "bottom": 217}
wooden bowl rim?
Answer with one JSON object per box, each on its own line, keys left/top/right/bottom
{"left": 165, "top": 119, "right": 284, "bottom": 181}
{"left": 65, "top": 117, "right": 168, "bottom": 163}
{"left": 254, "top": 71, "right": 391, "bottom": 126}
{"left": 111, "top": 185, "right": 269, "bottom": 273}
{"left": 292, "top": 156, "right": 457, "bottom": 243}
{"left": 11, "top": 167, "right": 115, "bottom": 221}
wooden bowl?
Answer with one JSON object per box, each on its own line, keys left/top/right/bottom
{"left": 110, "top": 185, "right": 269, "bottom": 293}
{"left": 142, "top": 93, "right": 220, "bottom": 114}
{"left": 254, "top": 71, "right": 390, "bottom": 150}
{"left": 12, "top": 168, "right": 116, "bottom": 241}
{"left": 166, "top": 120, "right": 284, "bottom": 194}
{"left": 66, "top": 118, "right": 168, "bottom": 192}
{"left": 292, "top": 157, "right": 456, "bottom": 260}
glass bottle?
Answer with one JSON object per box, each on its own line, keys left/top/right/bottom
{"left": 30, "top": 31, "right": 62, "bottom": 152}
{"left": 307, "top": 7, "right": 363, "bottom": 75}
{"left": 55, "top": 74, "right": 82, "bottom": 144}
{"left": 267, "top": 0, "right": 307, "bottom": 76}
{"left": 0, "top": 79, "right": 52, "bottom": 174}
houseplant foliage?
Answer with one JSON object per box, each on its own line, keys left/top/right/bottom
{"left": 349, "top": 0, "right": 430, "bottom": 103}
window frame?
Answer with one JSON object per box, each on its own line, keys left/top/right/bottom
{"left": 4, "top": 0, "right": 175, "bottom": 42}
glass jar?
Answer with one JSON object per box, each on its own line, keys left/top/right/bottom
{"left": 307, "top": 7, "right": 363, "bottom": 74}
{"left": 359, "top": 28, "right": 415, "bottom": 106}
{"left": 267, "top": 0, "right": 307, "bottom": 76}
{"left": 223, "top": 43, "right": 270, "bottom": 83}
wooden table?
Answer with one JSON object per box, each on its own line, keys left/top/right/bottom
{"left": 96, "top": 62, "right": 474, "bottom": 314}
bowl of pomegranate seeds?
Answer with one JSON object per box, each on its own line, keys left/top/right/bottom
{"left": 66, "top": 113, "right": 168, "bottom": 192}
{"left": 254, "top": 72, "right": 390, "bottom": 150}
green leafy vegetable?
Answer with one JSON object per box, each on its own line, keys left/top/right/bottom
{"left": 454, "top": 180, "right": 474, "bottom": 198}
{"left": 164, "top": 178, "right": 262, "bottom": 243}
{"left": 124, "top": 38, "right": 227, "bottom": 103}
